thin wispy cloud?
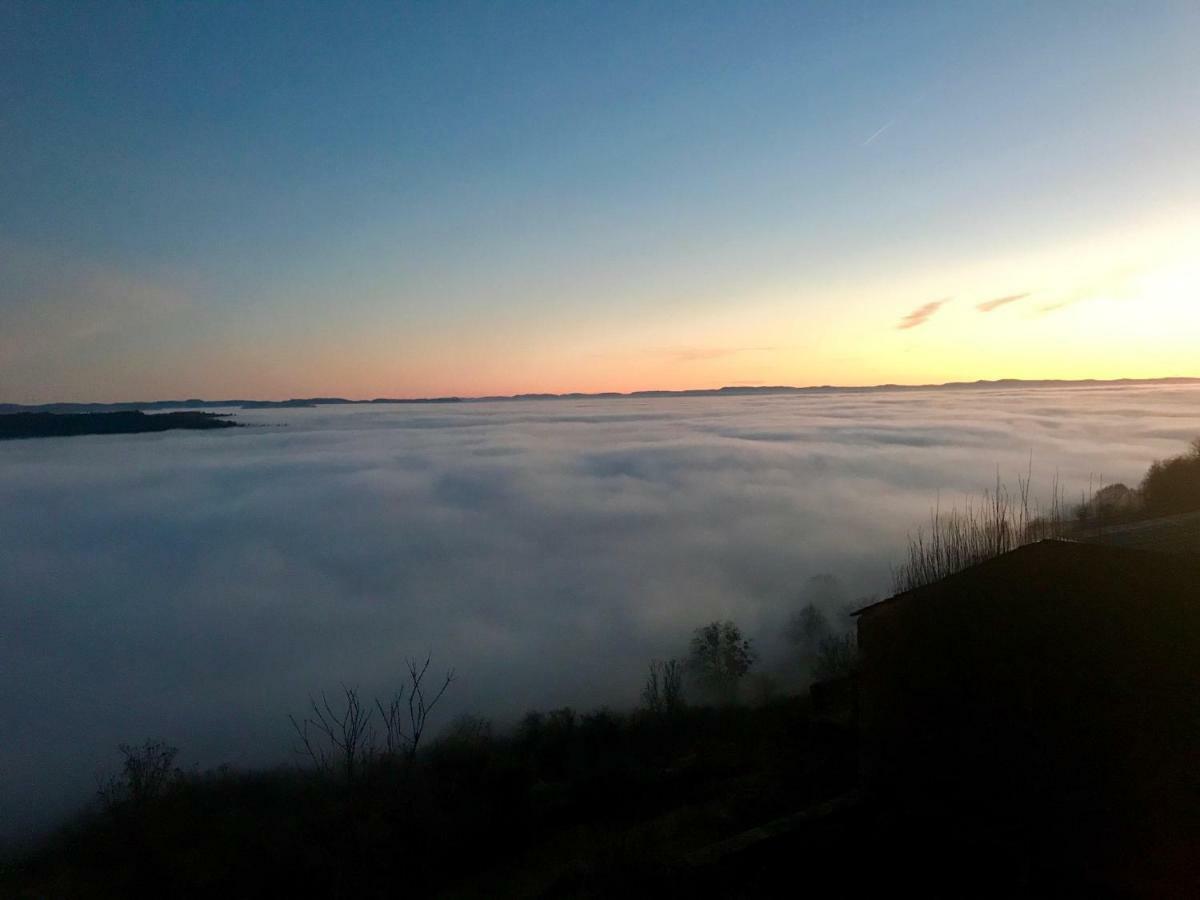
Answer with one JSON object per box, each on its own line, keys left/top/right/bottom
{"left": 976, "top": 292, "right": 1030, "bottom": 313}
{"left": 897, "top": 298, "right": 950, "bottom": 330}
{"left": 861, "top": 119, "right": 896, "bottom": 147}
{"left": 1034, "top": 267, "right": 1143, "bottom": 317}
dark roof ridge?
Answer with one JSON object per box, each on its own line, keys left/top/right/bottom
{"left": 852, "top": 538, "right": 1180, "bottom": 617}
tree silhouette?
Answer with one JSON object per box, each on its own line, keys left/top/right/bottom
{"left": 686, "top": 620, "right": 754, "bottom": 704}
{"left": 1141, "top": 438, "right": 1200, "bottom": 516}
{"left": 641, "top": 658, "right": 686, "bottom": 715}
{"left": 376, "top": 655, "right": 454, "bottom": 762}
{"left": 98, "top": 739, "right": 181, "bottom": 809}
{"left": 289, "top": 685, "right": 375, "bottom": 781}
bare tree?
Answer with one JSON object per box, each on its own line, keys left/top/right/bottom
{"left": 376, "top": 655, "right": 454, "bottom": 762}
{"left": 98, "top": 739, "right": 181, "bottom": 809}
{"left": 289, "top": 684, "right": 375, "bottom": 781}
{"left": 641, "top": 658, "right": 686, "bottom": 715}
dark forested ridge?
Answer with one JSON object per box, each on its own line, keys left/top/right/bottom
{"left": 0, "top": 411, "right": 240, "bottom": 440}
{"left": 2, "top": 376, "right": 1196, "bottom": 416}
{"left": 0, "top": 397, "right": 463, "bottom": 414}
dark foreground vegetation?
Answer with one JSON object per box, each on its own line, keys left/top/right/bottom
{"left": 893, "top": 437, "right": 1200, "bottom": 592}
{"left": 0, "top": 397, "right": 463, "bottom": 414}
{"left": 0, "top": 410, "right": 239, "bottom": 440}
{"left": 1, "top": 700, "right": 857, "bottom": 898}
{"left": 4, "top": 438, "right": 1199, "bottom": 897}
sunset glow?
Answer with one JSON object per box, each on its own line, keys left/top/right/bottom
{"left": 2, "top": 2, "right": 1197, "bottom": 401}
{"left": 5, "top": 6, "right": 1200, "bottom": 886}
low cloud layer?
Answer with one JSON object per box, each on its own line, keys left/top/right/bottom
{"left": 897, "top": 298, "right": 950, "bottom": 329}
{"left": 2, "top": 384, "right": 1198, "bottom": 839}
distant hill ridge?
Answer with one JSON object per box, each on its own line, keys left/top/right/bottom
{"left": 0, "top": 411, "right": 239, "bottom": 440}
{"left": 2, "top": 376, "right": 1197, "bottom": 415}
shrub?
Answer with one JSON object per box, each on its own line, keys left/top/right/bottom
{"left": 1075, "top": 482, "right": 1140, "bottom": 524}
{"left": 1141, "top": 438, "right": 1200, "bottom": 516}
{"left": 98, "top": 739, "right": 181, "bottom": 809}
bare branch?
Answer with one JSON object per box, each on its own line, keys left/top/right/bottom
{"left": 288, "top": 685, "right": 374, "bottom": 780}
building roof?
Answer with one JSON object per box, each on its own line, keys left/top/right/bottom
{"left": 854, "top": 538, "right": 1200, "bottom": 619}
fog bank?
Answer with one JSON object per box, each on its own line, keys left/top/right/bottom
{"left": 3, "top": 383, "right": 1198, "bottom": 839}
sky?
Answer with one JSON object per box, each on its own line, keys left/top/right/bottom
{"left": 4, "top": 382, "right": 1199, "bottom": 837}
{"left": 2, "top": 1, "right": 1198, "bottom": 402}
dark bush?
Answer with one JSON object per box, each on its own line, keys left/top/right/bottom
{"left": 1141, "top": 438, "right": 1200, "bottom": 516}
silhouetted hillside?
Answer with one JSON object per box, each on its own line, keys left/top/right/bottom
{"left": 0, "top": 411, "right": 239, "bottom": 440}
{"left": 0, "top": 397, "right": 463, "bottom": 414}
{"left": 0, "top": 700, "right": 857, "bottom": 899}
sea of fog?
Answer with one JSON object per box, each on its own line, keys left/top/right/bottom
{"left": 3, "top": 382, "right": 1199, "bottom": 839}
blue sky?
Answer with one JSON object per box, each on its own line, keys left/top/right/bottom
{"left": 2, "top": 1, "right": 1198, "bottom": 401}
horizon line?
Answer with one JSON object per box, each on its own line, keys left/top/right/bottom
{"left": 4, "top": 375, "right": 1199, "bottom": 412}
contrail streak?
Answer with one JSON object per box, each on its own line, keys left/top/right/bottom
{"left": 862, "top": 119, "right": 895, "bottom": 147}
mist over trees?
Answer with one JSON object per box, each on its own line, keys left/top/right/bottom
{"left": 685, "top": 621, "right": 755, "bottom": 704}
{"left": 783, "top": 574, "right": 862, "bottom": 683}
{"left": 1070, "top": 438, "right": 1200, "bottom": 524}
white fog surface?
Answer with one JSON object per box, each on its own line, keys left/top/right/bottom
{"left": 2, "top": 383, "right": 1198, "bottom": 839}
